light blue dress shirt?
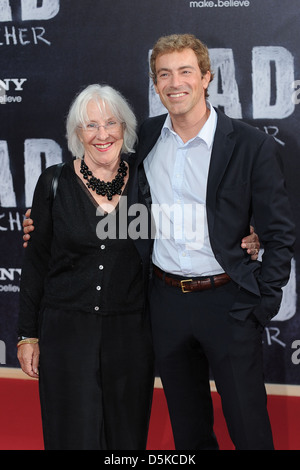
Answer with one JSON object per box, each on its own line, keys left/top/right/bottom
{"left": 144, "top": 102, "right": 224, "bottom": 277}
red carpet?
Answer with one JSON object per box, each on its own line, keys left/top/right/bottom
{"left": 0, "top": 378, "right": 299, "bottom": 450}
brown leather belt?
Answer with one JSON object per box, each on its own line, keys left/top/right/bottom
{"left": 153, "top": 265, "right": 231, "bottom": 293}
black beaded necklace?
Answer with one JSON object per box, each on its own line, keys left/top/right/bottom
{"left": 80, "top": 157, "right": 127, "bottom": 201}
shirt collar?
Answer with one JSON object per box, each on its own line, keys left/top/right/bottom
{"left": 161, "top": 101, "right": 217, "bottom": 149}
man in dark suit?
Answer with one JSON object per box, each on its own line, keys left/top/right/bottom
{"left": 133, "top": 34, "right": 295, "bottom": 450}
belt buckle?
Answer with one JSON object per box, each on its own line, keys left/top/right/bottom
{"left": 180, "top": 279, "right": 193, "bottom": 293}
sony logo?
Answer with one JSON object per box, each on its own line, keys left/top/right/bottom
{"left": 0, "top": 268, "right": 21, "bottom": 281}
{"left": 0, "top": 78, "right": 27, "bottom": 91}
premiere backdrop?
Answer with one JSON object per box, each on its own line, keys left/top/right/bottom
{"left": 0, "top": 0, "right": 299, "bottom": 384}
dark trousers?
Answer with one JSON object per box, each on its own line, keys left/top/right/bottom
{"left": 38, "top": 308, "right": 154, "bottom": 450}
{"left": 150, "top": 275, "right": 274, "bottom": 450}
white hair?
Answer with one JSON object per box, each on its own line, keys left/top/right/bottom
{"left": 66, "top": 84, "right": 138, "bottom": 157}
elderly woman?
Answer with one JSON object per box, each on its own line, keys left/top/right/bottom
{"left": 17, "top": 84, "right": 154, "bottom": 450}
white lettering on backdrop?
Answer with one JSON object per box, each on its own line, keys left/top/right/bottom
{"left": 0, "top": 0, "right": 60, "bottom": 21}
{"left": 0, "top": 139, "right": 62, "bottom": 208}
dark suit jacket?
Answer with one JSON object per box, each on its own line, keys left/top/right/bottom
{"left": 129, "top": 108, "right": 295, "bottom": 326}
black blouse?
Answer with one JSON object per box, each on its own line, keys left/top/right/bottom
{"left": 18, "top": 159, "right": 144, "bottom": 338}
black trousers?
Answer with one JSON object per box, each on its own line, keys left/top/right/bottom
{"left": 150, "top": 275, "right": 274, "bottom": 450}
{"left": 38, "top": 308, "right": 154, "bottom": 450}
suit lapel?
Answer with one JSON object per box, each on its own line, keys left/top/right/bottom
{"left": 206, "top": 109, "right": 236, "bottom": 231}
{"left": 134, "top": 115, "right": 166, "bottom": 210}
{"left": 127, "top": 116, "right": 165, "bottom": 208}
{"left": 137, "top": 114, "right": 167, "bottom": 165}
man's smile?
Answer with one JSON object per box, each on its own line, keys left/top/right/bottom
{"left": 167, "top": 92, "right": 188, "bottom": 98}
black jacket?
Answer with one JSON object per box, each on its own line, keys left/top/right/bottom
{"left": 130, "top": 109, "right": 295, "bottom": 326}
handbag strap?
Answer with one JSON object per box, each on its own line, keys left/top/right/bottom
{"left": 50, "top": 162, "right": 65, "bottom": 206}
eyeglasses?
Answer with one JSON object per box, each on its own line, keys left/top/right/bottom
{"left": 78, "top": 121, "right": 123, "bottom": 133}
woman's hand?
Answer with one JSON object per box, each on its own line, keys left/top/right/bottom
{"left": 17, "top": 341, "right": 40, "bottom": 379}
{"left": 23, "top": 208, "right": 34, "bottom": 248}
{"left": 241, "top": 225, "right": 260, "bottom": 260}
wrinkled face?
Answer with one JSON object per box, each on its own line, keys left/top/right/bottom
{"left": 78, "top": 100, "right": 124, "bottom": 168}
{"left": 154, "top": 48, "right": 211, "bottom": 120}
